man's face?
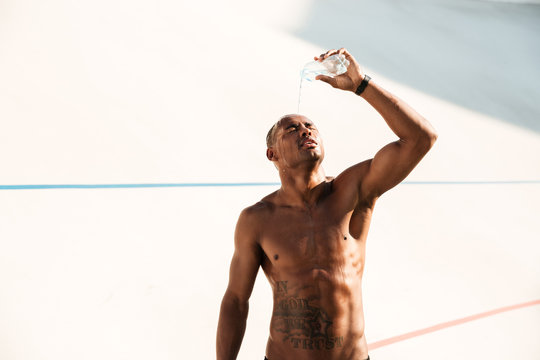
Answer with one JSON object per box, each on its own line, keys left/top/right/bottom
{"left": 267, "top": 114, "right": 324, "bottom": 169}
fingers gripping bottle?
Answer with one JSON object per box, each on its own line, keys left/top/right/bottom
{"left": 300, "top": 54, "right": 350, "bottom": 82}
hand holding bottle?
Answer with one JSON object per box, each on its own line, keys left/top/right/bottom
{"left": 301, "top": 54, "right": 349, "bottom": 82}
{"left": 315, "top": 48, "right": 366, "bottom": 93}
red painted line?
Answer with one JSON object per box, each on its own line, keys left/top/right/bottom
{"left": 368, "top": 299, "right": 540, "bottom": 350}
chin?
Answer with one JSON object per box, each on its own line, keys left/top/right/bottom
{"left": 304, "top": 150, "right": 323, "bottom": 162}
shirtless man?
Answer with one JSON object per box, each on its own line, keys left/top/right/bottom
{"left": 216, "top": 48, "right": 438, "bottom": 360}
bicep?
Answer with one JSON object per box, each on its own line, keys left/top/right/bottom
{"left": 361, "top": 138, "right": 432, "bottom": 199}
{"left": 225, "top": 210, "right": 263, "bottom": 303}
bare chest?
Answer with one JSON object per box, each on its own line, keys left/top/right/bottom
{"left": 260, "top": 202, "right": 373, "bottom": 272}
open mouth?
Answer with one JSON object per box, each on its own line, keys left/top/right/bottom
{"left": 299, "top": 139, "right": 318, "bottom": 148}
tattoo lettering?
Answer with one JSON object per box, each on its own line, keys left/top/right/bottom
{"left": 273, "top": 295, "right": 344, "bottom": 350}
{"left": 276, "top": 281, "right": 288, "bottom": 294}
{"left": 289, "top": 336, "right": 344, "bottom": 350}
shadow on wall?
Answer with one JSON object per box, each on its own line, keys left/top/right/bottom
{"left": 293, "top": 0, "right": 540, "bottom": 133}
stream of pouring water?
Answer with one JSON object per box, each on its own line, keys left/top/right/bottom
{"left": 297, "top": 68, "right": 314, "bottom": 114}
{"left": 297, "top": 76, "right": 304, "bottom": 114}
{"left": 297, "top": 54, "right": 349, "bottom": 114}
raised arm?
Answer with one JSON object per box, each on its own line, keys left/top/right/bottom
{"left": 317, "top": 48, "right": 438, "bottom": 202}
{"left": 216, "top": 207, "right": 263, "bottom": 360}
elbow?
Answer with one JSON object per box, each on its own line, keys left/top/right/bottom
{"left": 425, "top": 120, "right": 439, "bottom": 146}
{"left": 421, "top": 119, "right": 438, "bottom": 148}
{"left": 416, "top": 115, "right": 438, "bottom": 148}
{"left": 221, "top": 291, "right": 249, "bottom": 315}
{"left": 427, "top": 130, "right": 438, "bottom": 147}
{"left": 406, "top": 119, "right": 438, "bottom": 150}
{"left": 415, "top": 130, "right": 438, "bottom": 153}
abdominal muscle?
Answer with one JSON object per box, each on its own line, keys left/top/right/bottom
{"left": 264, "top": 267, "right": 368, "bottom": 360}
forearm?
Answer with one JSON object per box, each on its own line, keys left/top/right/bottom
{"left": 360, "top": 79, "right": 438, "bottom": 143}
{"left": 216, "top": 293, "right": 249, "bottom": 360}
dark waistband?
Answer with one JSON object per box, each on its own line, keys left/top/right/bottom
{"left": 265, "top": 357, "right": 370, "bottom": 360}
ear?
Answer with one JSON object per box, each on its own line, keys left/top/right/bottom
{"left": 266, "top": 148, "right": 277, "bottom": 161}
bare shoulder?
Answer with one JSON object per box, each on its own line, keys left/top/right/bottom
{"left": 242, "top": 191, "right": 277, "bottom": 218}
{"left": 235, "top": 191, "right": 278, "bottom": 236}
{"left": 334, "top": 159, "right": 372, "bottom": 184}
{"left": 332, "top": 159, "right": 376, "bottom": 205}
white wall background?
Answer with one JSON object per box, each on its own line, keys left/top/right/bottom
{"left": 1, "top": 0, "right": 539, "bottom": 359}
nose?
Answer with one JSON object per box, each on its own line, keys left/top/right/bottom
{"left": 301, "top": 126, "right": 311, "bottom": 137}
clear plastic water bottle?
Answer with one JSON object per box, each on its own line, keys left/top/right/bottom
{"left": 300, "top": 54, "right": 350, "bottom": 82}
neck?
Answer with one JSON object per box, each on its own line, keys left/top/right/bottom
{"left": 277, "top": 164, "right": 327, "bottom": 207}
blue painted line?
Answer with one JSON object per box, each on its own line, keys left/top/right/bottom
{"left": 0, "top": 180, "right": 539, "bottom": 190}
{"left": 0, "top": 183, "right": 280, "bottom": 190}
